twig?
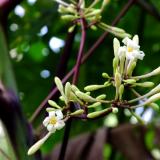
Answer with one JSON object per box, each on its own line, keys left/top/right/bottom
{"left": 29, "top": 0, "right": 136, "bottom": 123}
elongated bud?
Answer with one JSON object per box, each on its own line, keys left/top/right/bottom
{"left": 85, "top": 9, "right": 101, "bottom": 17}
{"left": 70, "top": 109, "right": 84, "bottom": 116}
{"left": 28, "top": 132, "right": 52, "bottom": 155}
{"left": 55, "top": 77, "right": 64, "bottom": 94}
{"left": 88, "top": 102, "right": 101, "bottom": 108}
{"left": 123, "top": 79, "right": 136, "bottom": 84}
{"left": 102, "top": 72, "right": 110, "bottom": 79}
{"left": 46, "top": 107, "right": 56, "bottom": 112}
{"left": 71, "top": 84, "right": 80, "bottom": 92}
{"left": 75, "top": 91, "right": 96, "bottom": 102}
{"left": 113, "top": 57, "right": 119, "bottom": 74}
{"left": 133, "top": 35, "right": 139, "bottom": 45}
{"left": 65, "top": 82, "right": 71, "bottom": 102}
{"left": 87, "top": 108, "right": 112, "bottom": 118}
{"left": 132, "top": 67, "right": 160, "bottom": 79}
{"left": 127, "top": 60, "right": 136, "bottom": 76}
{"left": 59, "top": 96, "right": 65, "bottom": 101}
{"left": 112, "top": 107, "right": 118, "bottom": 113}
{"left": 61, "top": 15, "right": 76, "bottom": 21}
{"left": 96, "top": 94, "right": 106, "bottom": 100}
{"left": 80, "top": 0, "right": 85, "bottom": 8}
{"left": 70, "top": 92, "right": 84, "bottom": 105}
{"left": 104, "top": 81, "right": 111, "bottom": 87}
{"left": 90, "top": 25, "right": 97, "bottom": 31}
{"left": 119, "top": 49, "right": 126, "bottom": 75}
{"left": 149, "top": 103, "right": 159, "bottom": 111}
{"left": 84, "top": 84, "right": 105, "bottom": 92}
{"left": 144, "top": 93, "right": 160, "bottom": 105}
{"left": 48, "top": 100, "right": 61, "bottom": 109}
{"left": 68, "top": 25, "right": 76, "bottom": 33}
{"left": 119, "top": 84, "right": 124, "bottom": 100}
{"left": 115, "top": 71, "right": 121, "bottom": 88}
{"left": 133, "top": 82, "right": 154, "bottom": 88}
{"left": 113, "top": 38, "right": 120, "bottom": 58}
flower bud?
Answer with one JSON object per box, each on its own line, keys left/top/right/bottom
{"left": 68, "top": 25, "right": 76, "bottom": 33}
{"left": 90, "top": 25, "right": 97, "bottom": 31}
{"left": 112, "top": 107, "right": 118, "bottom": 113}
{"left": 65, "top": 82, "right": 71, "bottom": 102}
{"left": 87, "top": 102, "right": 101, "bottom": 108}
{"left": 123, "top": 79, "right": 136, "bottom": 84}
{"left": 87, "top": 108, "right": 112, "bottom": 118}
{"left": 61, "top": 15, "right": 76, "bottom": 21}
{"left": 126, "top": 60, "right": 136, "bottom": 76}
{"left": 115, "top": 71, "right": 121, "bottom": 88}
{"left": 71, "top": 84, "right": 80, "bottom": 92}
{"left": 70, "top": 92, "right": 84, "bottom": 105}
{"left": 86, "top": 9, "right": 101, "bottom": 17}
{"left": 113, "top": 57, "right": 119, "bottom": 74}
{"left": 84, "top": 84, "right": 105, "bottom": 92}
{"left": 46, "top": 107, "right": 56, "bottom": 112}
{"left": 149, "top": 103, "right": 159, "bottom": 111}
{"left": 70, "top": 109, "right": 84, "bottom": 116}
{"left": 119, "top": 84, "right": 124, "bottom": 100}
{"left": 145, "top": 93, "right": 160, "bottom": 105}
{"left": 113, "top": 38, "right": 120, "bottom": 57}
{"left": 75, "top": 91, "right": 96, "bottom": 102}
{"left": 28, "top": 132, "right": 51, "bottom": 155}
{"left": 48, "top": 100, "right": 61, "bottom": 109}
{"left": 102, "top": 72, "right": 110, "bottom": 79}
{"left": 96, "top": 94, "right": 106, "bottom": 100}
{"left": 134, "top": 82, "right": 154, "bottom": 88}
{"left": 104, "top": 81, "right": 111, "bottom": 87}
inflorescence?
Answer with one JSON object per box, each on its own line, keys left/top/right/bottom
{"left": 28, "top": 35, "right": 160, "bottom": 155}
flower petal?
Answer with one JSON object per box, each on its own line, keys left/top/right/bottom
{"left": 47, "top": 124, "right": 56, "bottom": 133}
{"left": 55, "top": 110, "right": 63, "bottom": 120}
{"left": 49, "top": 111, "right": 55, "bottom": 117}
{"left": 55, "top": 120, "right": 65, "bottom": 130}
{"left": 43, "top": 117, "right": 49, "bottom": 127}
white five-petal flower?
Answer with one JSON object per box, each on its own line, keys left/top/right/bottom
{"left": 43, "top": 110, "right": 65, "bottom": 133}
{"left": 121, "top": 35, "right": 145, "bottom": 61}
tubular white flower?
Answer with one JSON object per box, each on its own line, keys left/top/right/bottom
{"left": 121, "top": 36, "right": 145, "bottom": 61}
{"left": 43, "top": 110, "right": 65, "bottom": 133}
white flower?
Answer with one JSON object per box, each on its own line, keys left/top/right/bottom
{"left": 43, "top": 110, "right": 65, "bottom": 133}
{"left": 122, "top": 35, "right": 145, "bottom": 60}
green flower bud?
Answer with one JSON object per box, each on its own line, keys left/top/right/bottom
{"left": 65, "top": 82, "right": 71, "bottom": 102}
{"left": 85, "top": 9, "right": 101, "bottom": 18}
{"left": 113, "top": 57, "right": 119, "bottom": 74}
{"left": 123, "top": 79, "right": 136, "bottom": 84}
{"left": 75, "top": 91, "right": 96, "bottom": 103}
{"left": 119, "top": 84, "right": 124, "bottom": 100}
{"left": 68, "top": 25, "right": 76, "bottom": 33}
{"left": 102, "top": 72, "right": 110, "bottom": 79}
{"left": 70, "top": 109, "right": 84, "bottom": 116}
{"left": 84, "top": 84, "right": 105, "bottom": 91}
{"left": 48, "top": 100, "right": 61, "bottom": 109}
{"left": 87, "top": 102, "right": 101, "bottom": 108}
{"left": 87, "top": 108, "right": 112, "bottom": 118}
{"left": 112, "top": 107, "right": 118, "bottom": 113}
{"left": 46, "top": 107, "right": 56, "bottom": 112}
{"left": 126, "top": 60, "right": 137, "bottom": 76}
{"left": 70, "top": 92, "right": 84, "bottom": 105}
{"left": 59, "top": 96, "right": 65, "bottom": 101}
{"left": 61, "top": 15, "right": 76, "bottom": 21}
{"left": 96, "top": 94, "right": 106, "bottom": 100}
{"left": 104, "top": 81, "right": 111, "bottom": 87}
{"left": 133, "top": 82, "right": 154, "bottom": 88}
{"left": 28, "top": 132, "right": 52, "bottom": 155}
{"left": 113, "top": 38, "right": 120, "bottom": 58}
{"left": 149, "top": 103, "right": 159, "bottom": 111}
{"left": 115, "top": 71, "right": 121, "bottom": 88}
{"left": 90, "top": 25, "right": 97, "bottom": 31}
{"left": 71, "top": 84, "right": 80, "bottom": 92}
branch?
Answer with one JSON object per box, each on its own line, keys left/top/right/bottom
{"left": 29, "top": 0, "right": 136, "bottom": 123}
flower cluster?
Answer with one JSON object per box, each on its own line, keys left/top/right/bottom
{"left": 28, "top": 35, "right": 160, "bottom": 155}
{"left": 53, "top": 0, "right": 130, "bottom": 38}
